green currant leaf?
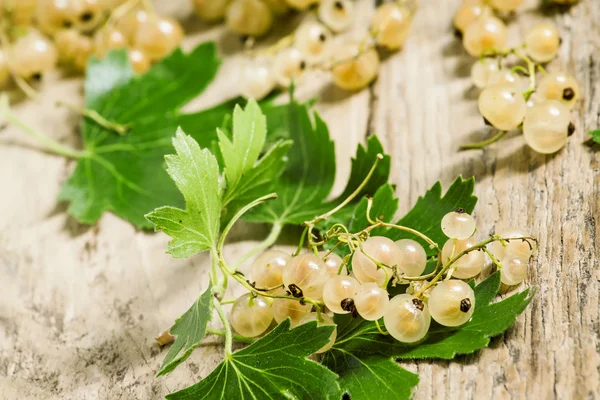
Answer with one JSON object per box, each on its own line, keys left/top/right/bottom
{"left": 588, "top": 129, "right": 600, "bottom": 143}
{"left": 321, "top": 352, "right": 418, "bottom": 400}
{"left": 157, "top": 283, "right": 214, "bottom": 377}
{"left": 327, "top": 272, "right": 535, "bottom": 360}
{"left": 166, "top": 320, "right": 342, "bottom": 400}
{"left": 59, "top": 43, "right": 221, "bottom": 228}
{"left": 245, "top": 100, "right": 390, "bottom": 226}
{"left": 145, "top": 129, "right": 221, "bottom": 258}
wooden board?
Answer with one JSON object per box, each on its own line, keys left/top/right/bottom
{"left": 0, "top": 0, "right": 598, "bottom": 398}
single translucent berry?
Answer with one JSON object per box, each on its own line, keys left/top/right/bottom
{"left": 226, "top": 0, "right": 273, "bottom": 37}
{"left": 282, "top": 254, "right": 329, "bottom": 299}
{"left": 383, "top": 293, "right": 431, "bottom": 343}
{"left": 371, "top": 3, "right": 412, "bottom": 50}
{"left": 428, "top": 280, "right": 475, "bottom": 327}
{"left": 525, "top": 23, "right": 560, "bottom": 63}
{"left": 453, "top": 3, "right": 489, "bottom": 34}
{"left": 230, "top": 293, "right": 273, "bottom": 337}
{"left": 487, "top": 69, "right": 525, "bottom": 90}
{"left": 273, "top": 47, "right": 306, "bottom": 88}
{"left": 441, "top": 238, "right": 485, "bottom": 279}
{"left": 352, "top": 236, "right": 402, "bottom": 286}
{"left": 251, "top": 249, "right": 291, "bottom": 289}
{"left": 330, "top": 43, "right": 380, "bottom": 91}
{"left": 94, "top": 28, "right": 127, "bottom": 59}
{"left": 9, "top": 30, "right": 58, "bottom": 79}
{"left": 133, "top": 16, "right": 184, "bottom": 61}
{"left": 523, "top": 100, "right": 571, "bottom": 154}
{"left": 478, "top": 83, "right": 527, "bottom": 130}
{"left": 239, "top": 58, "right": 276, "bottom": 100}
{"left": 395, "top": 239, "right": 427, "bottom": 277}
{"left": 441, "top": 210, "right": 476, "bottom": 240}
{"left": 319, "top": 251, "right": 347, "bottom": 277}
{"left": 294, "top": 22, "right": 331, "bottom": 64}
{"left": 491, "top": 228, "right": 534, "bottom": 261}
{"left": 322, "top": 275, "right": 360, "bottom": 314}
{"left": 71, "top": 0, "right": 104, "bottom": 33}
{"left": 354, "top": 282, "right": 389, "bottom": 321}
{"left": 537, "top": 72, "right": 580, "bottom": 110}
{"left": 500, "top": 256, "right": 528, "bottom": 286}
{"left": 271, "top": 298, "right": 312, "bottom": 326}
{"left": 463, "top": 15, "right": 508, "bottom": 57}
{"left": 116, "top": 9, "right": 149, "bottom": 41}
{"left": 471, "top": 58, "right": 499, "bottom": 88}
{"left": 299, "top": 313, "right": 337, "bottom": 353}
{"left": 318, "top": 0, "right": 354, "bottom": 33}
{"left": 128, "top": 48, "right": 151, "bottom": 74}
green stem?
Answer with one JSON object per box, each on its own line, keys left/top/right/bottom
{"left": 233, "top": 222, "right": 283, "bottom": 269}
{"left": 459, "top": 130, "right": 507, "bottom": 151}
{"left": 56, "top": 101, "right": 129, "bottom": 135}
{"left": 207, "top": 327, "right": 256, "bottom": 343}
{"left": 214, "top": 300, "right": 233, "bottom": 356}
{"left": 1, "top": 102, "right": 87, "bottom": 159}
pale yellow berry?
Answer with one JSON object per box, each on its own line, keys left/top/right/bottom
{"left": 226, "top": 0, "right": 273, "bottom": 37}
{"left": 383, "top": 294, "right": 430, "bottom": 342}
{"left": 371, "top": 3, "right": 412, "bottom": 50}
{"left": 319, "top": 251, "right": 347, "bottom": 277}
{"left": 441, "top": 238, "right": 485, "bottom": 279}
{"left": 273, "top": 48, "right": 306, "bottom": 88}
{"left": 94, "top": 28, "right": 127, "bottom": 59}
{"left": 294, "top": 22, "right": 331, "bottom": 64}
{"left": 128, "top": 48, "right": 151, "bottom": 74}
{"left": 239, "top": 59, "right": 276, "bottom": 100}
{"left": 525, "top": 23, "right": 560, "bottom": 63}
{"left": 354, "top": 282, "right": 389, "bottom": 321}
{"left": 537, "top": 71, "right": 580, "bottom": 110}
{"left": 230, "top": 294, "right": 273, "bottom": 337}
{"left": 500, "top": 256, "right": 528, "bottom": 286}
{"left": 478, "top": 83, "right": 526, "bottom": 130}
{"left": 322, "top": 275, "right": 360, "bottom": 314}
{"left": 282, "top": 254, "right": 329, "bottom": 299}
{"left": 489, "top": 0, "right": 525, "bottom": 12}
{"left": 395, "top": 239, "right": 427, "bottom": 277}
{"left": 428, "top": 280, "right": 475, "bottom": 327}
{"left": 133, "top": 16, "right": 184, "bottom": 61}
{"left": 318, "top": 0, "right": 353, "bottom": 33}
{"left": 491, "top": 228, "right": 533, "bottom": 260}
{"left": 331, "top": 44, "right": 379, "bottom": 91}
{"left": 523, "top": 100, "right": 571, "bottom": 154}
{"left": 453, "top": 3, "right": 489, "bottom": 34}
{"left": 191, "top": 0, "right": 232, "bottom": 22}
{"left": 352, "top": 236, "right": 401, "bottom": 286}
{"left": 441, "top": 211, "right": 476, "bottom": 240}
{"left": 487, "top": 69, "right": 525, "bottom": 90}
{"left": 9, "top": 30, "right": 58, "bottom": 78}
{"left": 463, "top": 15, "right": 507, "bottom": 57}
{"left": 271, "top": 298, "right": 312, "bottom": 326}
{"left": 470, "top": 58, "right": 499, "bottom": 88}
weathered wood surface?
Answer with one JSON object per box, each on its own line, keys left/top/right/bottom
{"left": 1, "top": 0, "right": 599, "bottom": 399}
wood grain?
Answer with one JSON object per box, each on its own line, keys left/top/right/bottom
{"left": 0, "top": 0, "right": 598, "bottom": 399}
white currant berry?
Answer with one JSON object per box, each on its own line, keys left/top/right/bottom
{"left": 37, "top": 0, "right": 75, "bottom": 35}
{"left": 271, "top": 298, "right": 312, "bottom": 326}
{"left": 354, "top": 282, "right": 389, "bottom": 321}
{"left": 500, "top": 256, "right": 528, "bottom": 286}
{"left": 537, "top": 71, "right": 580, "bottom": 110}
{"left": 319, "top": 251, "right": 347, "bottom": 277}
{"left": 395, "top": 239, "right": 427, "bottom": 277}
{"left": 322, "top": 275, "right": 360, "bottom": 314}
{"left": 191, "top": 0, "right": 232, "bottom": 22}
{"left": 284, "top": 0, "right": 319, "bottom": 10}
{"left": 491, "top": 228, "right": 533, "bottom": 261}
{"left": 226, "top": 0, "right": 273, "bottom": 37}
{"left": 299, "top": 313, "right": 336, "bottom": 353}
{"left": 428, "top": 280, "right": 475, "bottom": 327}
{"left": 488, "top": 0, "right": 525, "bottom": 12}
{"left": 54, "top": 28, "right": 92, "bottom": 69}
{"left": 453, "top": 3, "right": 489, "bottom": 34}
{"left": 383, "top": 294, "right": 431, "bottom": 343}
{"left": 133, "top": 16, "right": 184, "bottom": 61}
{"left": 463, "top": 15, "right": 508, "bottom": 57}
{"left": 441, "top": 209, "right": 476, "bottom": 240}
{"left": 441, "top": 238, "right": 485, "bottom": 279}
{"left": 273, "top": 47, "right": 306, "bottom": 88}
{"left": 251, "top": 249, "right": 291, "bottom": 288}
{"left": 116, "top": 9, "right": 149, "bottom": 41}
{"left": 352, "top": 236, "right": 402, "bottom": 286}
{"left": 0, "top": 50, "right": 10, "bottom": 88}
{"left": 128, "top": 48, "right": 151, "bottom": 74}
{"left": 230, "top": 293, "right": 273, "bottom": 337}
{"left": 71, "top": 0, "right": 104, "bottom": 32}
{"left": 9, "top": 30, "right": 58, "bottom": 79}
{"left": 486, "top": 69, "right": 525, "bottom": 90}
{"left": 371, "top": 3, "right": 412, "bottom": 50}
{"left": 523, "top": 100, "right": 571, "bottom": 154}
{"left": 239, "top": 58, "right": 275, "bottom": 100}
{"left": 294, "top": 22, "right": 331, "bottom": 64}
{"left": 282, "top": 254, "right": 329, "bottom": 299}
{"left": 2, "top": 0, "right": 37, "bottom": 26}
{"left": 330, "top": 43, "right": 380, "bottom": 91}
{"left": 318, "top": 0, "right": 354, "bottom": 33}
{"left": 94, "top": 28, "right": 127, "bottom": 59}
{"left": 478, "top": 83, "right": 526, "bottom": 130}
{"left": 525, "top": 23, "right": 560, "bottom": 63}
{"left": 470, "top": 58, "right": 499, "bottom": 88}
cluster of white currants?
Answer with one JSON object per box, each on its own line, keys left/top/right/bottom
{"left": 228, "top": 209, "right": 534, "bottom": 349}
{"left": 0, "top": 0, "right": 184, "bottom": 89}
{"left": 453, "top": 0, "right": 580, "bottom": 154}
{"left": 231, "top": 1, "right": 414, "bottom": 99}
